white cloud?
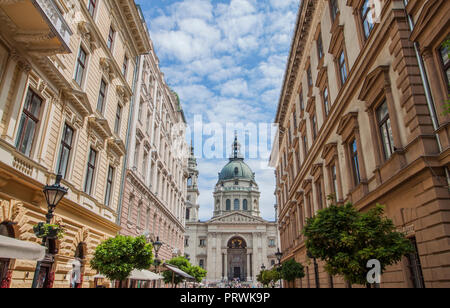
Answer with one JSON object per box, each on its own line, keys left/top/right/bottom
{"left": 139, "top": 0, "right": 299, "bottom": 221}
{"left": 219, "top": 78, "right": 250, "bottom": 97}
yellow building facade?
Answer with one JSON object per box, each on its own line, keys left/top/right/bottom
{"left": 272, "top": 0, "right": 449, "bottom": 288}
{"left": 0, "top": 0, "right": 150, "bottom": 288}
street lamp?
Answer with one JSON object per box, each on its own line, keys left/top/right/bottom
{"left": 275, "top": 248, "right": 283, "bottom": 288}
{"left": 43, "top": 175, "right": 68, "bottom": 222}
{"left": 151, "top": 237, "right": 163, "bottom": 288}
{"left": 261, "top": 264, "right": 266, "bottom": 271}
{"left": 32, "top": 174, "right": 68, "bottom": 288}
{"left": 152, "top": 236, "right": 163, "bottom": 267}
{"left": 275, "top": 248, "right": 283, "bottom": 263}
{"left": 307, "top": 250, "right": 320, "bottom": 288}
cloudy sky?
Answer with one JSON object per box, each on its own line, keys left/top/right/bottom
{"left": 136, "top": 0, "right": 299, "bottom": 221}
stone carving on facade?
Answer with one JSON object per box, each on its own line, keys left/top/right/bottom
{"left": 212, "top": 213, "right": 263, "bottom": 224}
{"left": 116, "top": 85, "right": 130, "bottom": 105}
{"left": 77, "top": 21, "right": 99, "bottom": 51}
{"left": 87, "top": 129, "right": 105, "bottom": 152}
{"left": 99, "top": 57, "right": 116, "bottom": 81}
{"left": 63, "top": 106, "right": 84, "bottom": 130}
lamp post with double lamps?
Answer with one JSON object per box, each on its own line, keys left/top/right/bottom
{"left": 31, "top": 175, "right": 68, "bottom": 288}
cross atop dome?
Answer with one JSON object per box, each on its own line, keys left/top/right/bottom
{"left": 231, "top": 131, "right": 244, "bottom": 161}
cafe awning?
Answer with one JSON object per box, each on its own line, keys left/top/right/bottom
{"left": 164, "top": 264, "right": 195, "bottom": 281}
{"left": 129, "top": 269, "right": 163, "bottom": 281}
{"left": 0, "top": 235, "right": 45, "bottom": 261}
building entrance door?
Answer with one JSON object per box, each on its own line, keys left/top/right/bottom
{"left": 227, "top": 236, "right": 247, "bottom": 282}
{"left": 233, "top": 267, "right": 241, "bottom": 279}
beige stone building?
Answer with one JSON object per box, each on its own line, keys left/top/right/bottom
{"left": 185, "top": 138, "right": 279, "bottom": 286}
{"left": 119, "top": 45, "right": 189, "bottom": 263}
{"left": 272, "top": 0, "right": 449, "bottom": 288}
{"left": 0, "top": 0, "right": 150, "bottom": 288}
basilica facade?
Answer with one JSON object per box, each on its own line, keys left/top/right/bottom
{"left": 184, "top": 137, "right": 279, "bottom": 285}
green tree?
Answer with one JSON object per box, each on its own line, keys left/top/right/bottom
{"left": 443, "top": 38, "right": 450, "bottom": 115}
{"left": 303, "top": 203, "right": 414, "bottom": 287}
{"left": 281, "top": 259, "right": 305, "bottom": 284}
{"left": 257, "top": 270, "right": 272, "bottom": 287}
{"left": 90, "top": 235, "right": 154, "bottom": 286}
{"left": 188, "top": 265, "right": 207, "bottom": 284}
{"left": 263, "top": 268, "right": 281, "bottom": 288}
{"left": 162, "top": 256, "right": 192, "bottom": 287}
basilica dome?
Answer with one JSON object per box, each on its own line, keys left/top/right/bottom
{"left": 219, "top": 159, "right": 255, "bottom": 181}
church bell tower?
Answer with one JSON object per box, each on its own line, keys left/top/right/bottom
{"left": 186, "top": 144, "right": 200, "bottom": 222}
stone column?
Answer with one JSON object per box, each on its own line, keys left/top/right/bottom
{"left": 224, "top": 252, "right": 228, "bottom": 281}
{"left": 246, "top": 252, "right": 251, "bottom": 281}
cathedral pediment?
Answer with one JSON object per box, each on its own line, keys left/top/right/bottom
{"left": 207, "top": 212, "right": 267, "bottom": 225}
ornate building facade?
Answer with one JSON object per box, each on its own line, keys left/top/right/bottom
{"left": 185, "top": 137, "right": 279, "bottom": 285}
{"left": 0, "top": 0, "right": 150, "bottom": 288}
{"left": 119, "top": 46, "right": 189, "bottom": 262}
{"left": 272, "top": 0, "right": 449, "bottom": 288}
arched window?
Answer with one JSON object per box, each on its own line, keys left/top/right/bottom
{"left": 187, "top": 177, "right": 192, "bottom": 186}
{"left": 234, "top": 199, "right": 239, "bottom": 211}
{"left": 243, "top": 199, "right": 248, "bottom": 211}
{"left": 226, "top": 199, "right": 231, "bottom": 211}
{"left": 186, "top": 208, "right": 190, "bottom": 220}
{"left": 234, "top": 167, "right": 239, "bottom": 175}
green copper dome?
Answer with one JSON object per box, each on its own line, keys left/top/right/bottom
{"left": 219, "top": 134, "right": 255, "bottom": 181}
{"left": 219, "top": 159, "right": 254, "bottom": 181}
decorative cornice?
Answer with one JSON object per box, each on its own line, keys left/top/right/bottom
{"left": 275, "top": 0, "right": 319, "bottom": 126}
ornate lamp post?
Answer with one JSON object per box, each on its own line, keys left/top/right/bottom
{"left": 307, "top": 250, "right": 320, "bottom": 288}
{"left": 151, "top": 237, "right": 163, "bottom": 288}
{"left": 32, "top": 175, "right": 68, "bottom": 288}
{"left": 152, "top": 236, "right": 163, "bottom": 270}
{"left": 275, "top": 248, "right": 283, "bottom": 288}
{"left": 261, "top": 264, "right": 266, "bottom": 271}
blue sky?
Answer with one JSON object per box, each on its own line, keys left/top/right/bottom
{"left": 136, "top": 0, "right": 299, "bottom": 221}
